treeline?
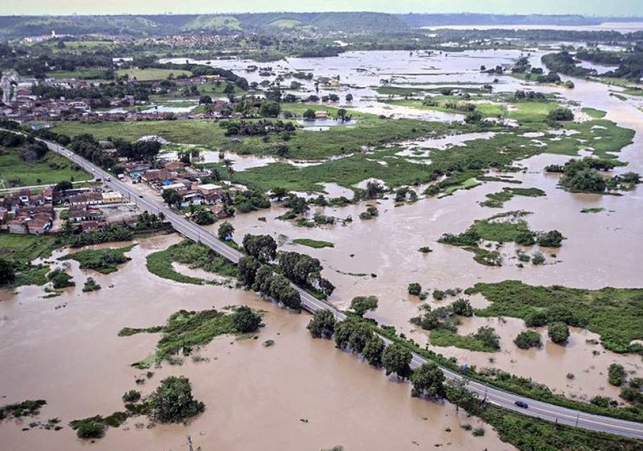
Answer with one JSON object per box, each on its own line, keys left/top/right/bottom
{"left": 237, "top": 234, "right": 335, "bottom": 310}
{"left": 31, "top": 82, "right": 152, "bottom": 104}
{"left": 546, "top": 158, "right": 641, "bottom": 193}
{"left": 544, "top": 49, "right": 643, "bottom": 81}
{"left": 64, "top": 212, "right": 166, "bottom": 247}
{"left": 219, "top": 119, "right": 296, "bottom": 137}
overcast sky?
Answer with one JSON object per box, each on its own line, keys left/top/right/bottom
{"left": 2, "top": 0, "right": 643, "bottom": 17}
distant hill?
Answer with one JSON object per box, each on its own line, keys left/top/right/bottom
{"left": 1, "top": 13, "right": 642, "bottom": 39}
{"left": 0, "top": 12, "right": 409, "bottom": 39}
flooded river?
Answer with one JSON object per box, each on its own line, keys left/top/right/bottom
{"left": 0, "top": 235, "right": 512, "bottom": 451}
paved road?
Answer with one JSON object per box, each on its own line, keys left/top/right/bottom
{"left": 39, "top": 138, "right": 643, "bottom": 440}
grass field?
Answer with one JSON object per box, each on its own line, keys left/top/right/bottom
{"left": 582, "top": 108, "right": 607, "bottom": 119}
{"left": 0, "top": 149, "right": 91, "bottom": 187}
{"left": 0, "top": 234, "right": 60, "bottom": 265}
{"left": 52, "top": 115, "right": 453, "bottom": 160}
{"left": 115, "top": 68, "right": 193, "bottom": 81}
{"left": 47, "top": 68, "right": 112, "bottom": 80}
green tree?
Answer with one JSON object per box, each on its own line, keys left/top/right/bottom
{"left": 162, "top": 189, "right": 183, "bottom": 208}
{"left": 149, "top": 376, "right": 205, "bottom": 423}
{"left": 259, "top": 100, "right": 281, "bottom": 118}
{"left": 537, "top": 230, "right": 565, "bottom": 248}
{"left": 408, "top": 283, "right": 422, "bottom": 296}
{"left": 303, "top": 108, "right": 316, "bottom": 120}
{"left": 608, "top": 363, "right": 626, "bottom": 386}
{"left": 238, "top": 256, "right": 261, "bottom": 287}
{"left": 548, "top": 107, "right": 574, "bottom": 121}
{"left": 54, "top": 180, "right": 73, "bottom": 192}
{"left": 217, "top": 221, "right": 235, "bottom": 240}
{"left": 381, "top": 343, "right": 412, "bottom": 380}
{"left": 363, "top": 336, "right": 385, "bottom": 367}
{"left": 548, "top": 321, "right": 570, "bottom": 345}
{"left": 514, "top": 330, "right": 542, "bottom": 349}
{"left": 350, "top": 295, "right": 379, "bottom": 317}
{"left": 243, "top": 234, "right": 277, "bottom": 263}
{"left": 270, "top": 187, "right": 290, "bottom": 201}
{"left": 411, "top": 362, "right": 446, "bottom": 398}
{"left": 445, "top": 379, "right": 478, "bottom": 414}
{"left": 452, "top": 299, "right": 473, "bottom": 317}
{"left": 307, "top": 310, "right": 336, "bottom": 339}
{"left": 0, "top": 257, "right": 16, "bottom": 286}
{"left": 345, "top": 93, "right": 353, "bottom": 102}
{"left": 524, "top": 311, "right": 548, "bottom": 327}
{"left": 232, "top": 306, "right": 262, "bottom": 333}
{"left": 336, "top": 108, "right": 347, "bottom": 121}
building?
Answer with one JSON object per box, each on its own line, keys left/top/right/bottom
{"left": 101, "top": 191, "right": 123, "bottom": 204}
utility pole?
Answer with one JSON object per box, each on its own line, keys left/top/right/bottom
{"left": 575, "top": 412, "right": 580, "bottom": 427}
{"left": 187, "top": 435, "right": 194, "bottom": 451}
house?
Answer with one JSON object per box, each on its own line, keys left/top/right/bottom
{"left": 211, "top": 205, "right": 232, "bottom": 219}
{"left": 164, "top": 161, "right": 186, "bottom": 172}
{"left": 162, "top": 183, "right": 188, "bottom": 194}
{"left": 315, "top": 111, "right": 329, "bottom": 119}
{"left": 80, "top": 220, "right": 107, "bottom": 233}
{"left": 142, "top": 169, "right": 171, "bottom": 185}
{"left": 68, "top": 192, "right": 103, "bottom": 207}
{"left": 68, "top": 207, "right": 104, "bottom": 223}
{"left": 8, "top": 219, "right": 27, "bottom": 234}
{"left": 101, "top": 191, "right": 123, "bottom": 204}
{"left": 180, "top": 192, "right": 207, "bottom": 208}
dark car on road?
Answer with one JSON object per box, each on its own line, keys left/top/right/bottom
{"left": 515, "top": 400, "right": 529, "bottom": 409}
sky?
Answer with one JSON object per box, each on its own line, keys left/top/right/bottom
{"left": 2, "top": 0, "right": 643, "bottom": 17}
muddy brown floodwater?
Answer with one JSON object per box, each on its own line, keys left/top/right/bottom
{"left": 0, "top": 235, "right": 513, "bottom": 451}
{"left": 223, "top": 74, "right": 643, "bottom": 402}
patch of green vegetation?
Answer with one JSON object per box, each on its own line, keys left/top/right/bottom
{"left": 553, "top": 120, "right": 635, "bottom": 160}
{"left": 581, "top": 207, "right": 606, "bottom": 213}
{"left": 429, "top": 328, "right": 500, "bottom": 353}
{"left": 441, "top": 178, "right": 481, "bottom": 196}
{"left": 468, "top": 281, "right": 643, "bottom": 355}
{"left": 376, "top": 86, "right": 426, "bottom": 96}
{"left": 0, "top": 148, "right": 91, "bottom": 187}
{"left": 53, "top": 115, "right": 451, "bottom": 160}
{"left": 46, "top": 68, "right": 112, "bottom": 80}
{"left": 123, "top": 307, "right": 261, "bottom": 365}
{"left": 582, "top": 108, "right": 607, "bottom": 119}
{"left": 115, "top": 68, "right": 192, "bottom": 81}
{"left": 0, "top": 400, "right": 47, "bottom": 420}
{"left": 60, "top": 245, "right": 135, "bottom": 274}
{"left": 82, "top": 277, "right": 101, "bottom": 292}
{"left": 293, "top": 238, "right": 335, "bottom": 249}
{"left": 13, "top": 265, "right": 50, "bottom": 288}
{"left": 146, "top": 240, "right": 237, "bottom": 285}
{"left": 470, "top": 211, "right": 533, "bottom": 243}
{"left": 477, "top": 175, "right": 522, "bottom": 184}
{"left": 47, "top": 268, "right": 75, "bottom": 289}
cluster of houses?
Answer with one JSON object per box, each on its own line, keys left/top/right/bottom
{"left": 0, "top": 74, "right": 232, "bottom": 123}
{"left": 127, "top": 160, "right": 232, "bottom": 219}
{"left": 0, "top": 186, "right": 130, "bottom": 235}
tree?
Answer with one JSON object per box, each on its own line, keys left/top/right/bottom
{"left": 149, "top": 376, "right": 205, "bottom": 423}
{"left": 199, "top": 95, "right": 212, "bottom": 104}
{"left": 408, "top": 283, "right": 422, "bottom": 296}
{"left": 218, "top": 221, "right": 235, "bottom": 240}
{"left": 0, "top": 258, "right": 16, "bottom": 286}
{"left": 54, "top": 180, "right": 73, "bottom": 192}
{"left": 381, "top": 343, "right": 412, "bottom": 380}
{"left": 452, "top": 299, "right": 473, "bottom": 317}
{"left": 345, "top": 93, "right": 353, "bottom": 102}
{"left": 548, "top": 321, "right": 570, "bottom": 345}
{"left": 233, "top": 306, "right": 262, "bottom": 333}
{"left": 350, "top": 295, "right": 379, "bottom": 317}
{"left": 192, "top": 209, "right": 216, "bottom": 225}
{"left": 411, "top": 362, "right": 446, "bottom": 398}
{"left": 162, "top": 189, "right": 183, "bottom": 208}
{"left": 363, "top": 336, "right": 385, "bottom": 367}
{"left": 270, "top": 187, "right": 290, "bottom": 201}
{"left": 365, "top": 181, "right": 383, "bottom": 199}
{"left": 548, "top": 107, "right": 574, "bottom": 121}
{"left": 307, "top": 310, "right": 336, "bottom": 339}
{"left": 243, "top": 234, "right": 277, "bottom": 263}
{"left": 524, "top": 311, "right": 548, "bottom": 327}
{"left": 336, "top": 108, "right": 347, "bottom": 121}
{"left": 238, "top": 256, "right": 262, "bottom": 287}
{"left": 537, "top": 230, "right": 565, "bottom": 248}
{"left": 514, "top": 330, "right": 542, "bottom": 349}
{"left": 303, "top": 108, "right": 316, "bottom": 120}
{"left": 259, "top": 100, "right": 281, "bottom": 118}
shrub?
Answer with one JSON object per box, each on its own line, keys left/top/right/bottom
{"left": 514, "top": 330, "right": 542, "bottom": 349}
{"left": 408, "top": 283, "right": 422, "bottom": 296}
{"left": 122, "top": 390, "right": 141, "bottom": 403}
{"left": 608, "top": 364, "right": 626, "bottom": 387}
{"left": 452, "top": 299, "right": 474, "bottom": 317}
{"left": 232, "top": 306, "right": 262, "bottom": 333}
{"left": 548, "top": 322, "right": 570, "bottom": 345}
